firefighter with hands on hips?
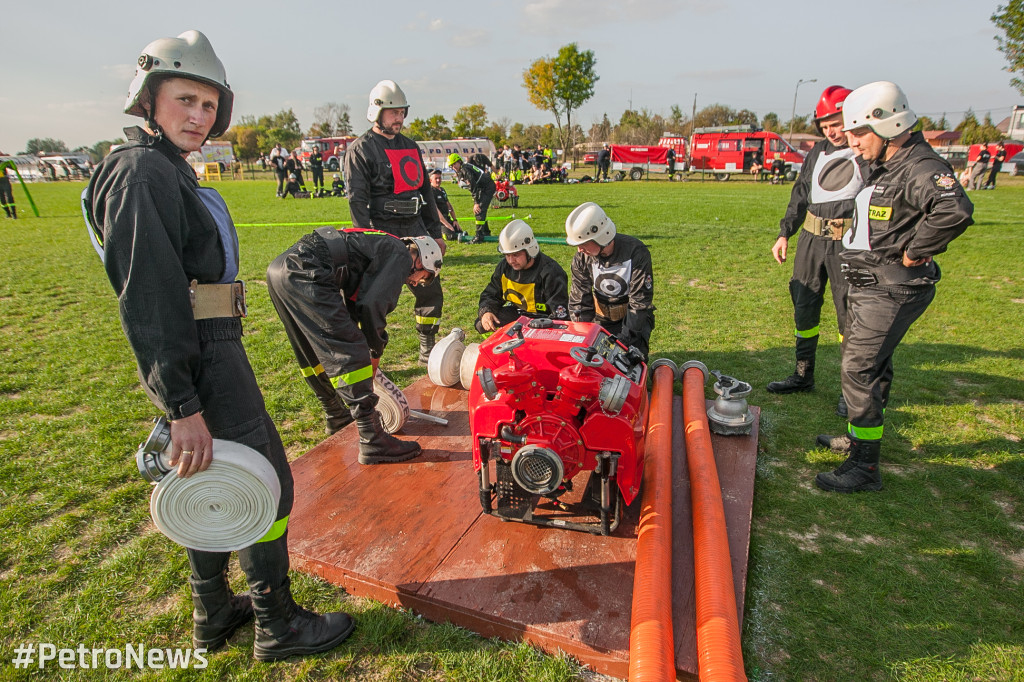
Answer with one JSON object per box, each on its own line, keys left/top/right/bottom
{"left": 83, "top": 29, "right": 353, "bottom": 662}
{"left": 769, "top": 85, "right": 865, "bottom": 418}
{"left": 344, "top": 79, "right": 445, "bottom": 364}
{"left": 476, "top": 220, "right": 569, "bottom": 334}
{"left": 814, "top": 81, "right": 974, "bottom": 493}
{"left": 266, "top": 228, "right": 442, "bottom": 462}
{"left": 447, "top": 152, "right": 496, "bottom": 244}
{"left": 427, "top": 168, "right": 463, "bottom": 241}
{"left": 565, "top": 202, "right": 655, "bottom": 359}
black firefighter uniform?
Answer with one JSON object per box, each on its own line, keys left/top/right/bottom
{"left": 344, "top": 129, "right": 443, "bottom": 336}
{"left": 569, "top": 233, "right": 655, "bottom": 358}
{"left": 777, "top": 140, "right": 865, "bottom": 363}
{"left": 839, "top": 131, "right": 973, "bottom": 448}
{"left": 476, "top": 252, "right": 569, "bottom": 333}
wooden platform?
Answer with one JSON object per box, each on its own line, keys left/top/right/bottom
{"left": 287, "top": 377, "right": 759, "bottom": 680}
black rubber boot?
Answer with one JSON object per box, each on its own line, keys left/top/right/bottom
{"left": 10, "top": 207, "right": 16, "bottom": 220}
{"left": 815, "top": 438, "right": 883, "bottom": 493}
{"left": 252, "top": 577, "right": 354, "bottom": 662}
{"left": 190, "top": 572, "right": 254, "bottom": 651}
{"left": 356, "top": 411, "right": 421, "bottom": 465}
{"left": 418, "top": 332, "right": 436, "bottom": 365}
{"left": 767, "top": 359, "right": 815, "bottom": 394}
{"left": 815, "top": 433, "right": 851, "bottom": 453}
{"left": 322, "top": 396, "right": 354, "bottom": 435}
{"left": 836, "top": 394, "right": 848, "bottom": 418}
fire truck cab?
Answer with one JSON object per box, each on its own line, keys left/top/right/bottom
{"left": 688, "top": 125, "right": 804, "bottom": 181}
{"left": 300, "top": 136, "right": 355, "bottom": 172}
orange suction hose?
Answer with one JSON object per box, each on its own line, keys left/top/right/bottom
{"left": 683, "top": 361, "right": 747, "bottom": 681}
{"left": 628, "top": 359, "right": 677, "bottom": 682}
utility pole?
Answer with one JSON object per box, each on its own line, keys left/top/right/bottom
{"left": 789, "top": 78, "right": 817, "bottom": 143}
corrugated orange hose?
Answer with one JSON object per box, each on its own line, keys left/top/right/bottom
{"left": 683, "top": 364, "right": 747, "bottom": 681}
{"left": 628, "top": 361, "right": 676, "bottom": 682}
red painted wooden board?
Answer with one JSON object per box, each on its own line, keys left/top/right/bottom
{"left": 287, "top": 377, "right": 759, "bottom": 680}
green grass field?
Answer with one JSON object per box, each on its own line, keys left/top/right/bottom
{"left": 0, "top": 176, "right": 1021, "bottom": 681}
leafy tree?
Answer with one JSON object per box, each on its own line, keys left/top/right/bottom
{"left": 24, "top": 138, "right": 69, "bottom": 155}
{"left": 953, "top": 110, "right": 1001, "bottom": 144}
{"left": 937, "top": 114, "right": 949, "bottom": 130}
{"left": 405, "top": 114, "right": 452, "bottom": 141}
{"left": 734, "top": 109, "right": 759, "bottom": 126}
{"left": 588, "top": 114, "right": 612, "bottom": 144}
{"left": 761, "top": 112, "right": 781, "bottom": 132}
{"left": 914, "top": 116, "right": 938, "bottom": 132}
{"left": 992, "top": 1, "right": 1024, "bottom": 94}
{"left": 668, "top": 105, "right": 688, "bottom": 133}
{"left": 783, "top": 114, "right": 814, "bottom": 136}
{"left": 692, "top": 104, "right": 738, "bottom": 129}
{"left": 453, "top": 103, "right": 489, "bottom": 138}
{"left": 225, "top": 125, "right": 261, "bottom": 161}
{"left": 612, "top": 108, "right": 665, "bottom": 145}
{"left": 308, "top": 102, "right": 352, "bottom": 137}
{"left": 523, "top": 43, "right": 598, "bottom": 151}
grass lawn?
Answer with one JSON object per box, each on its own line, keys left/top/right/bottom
{"left": 0, "top": 175, "right": 1021, "bottom": 681}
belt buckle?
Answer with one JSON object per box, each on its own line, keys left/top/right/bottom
{"left": 233, "top": 281, "right": 247, "bottom": 318}
{"left": 841, "top": 263, "right": 876, "bottom": 287}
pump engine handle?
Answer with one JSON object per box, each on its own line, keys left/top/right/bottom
{"left": 570, "top": 345, "right": 604, "bottom": 368}
{"left": 493, "top": 321, "right": 527, "bottom": 354}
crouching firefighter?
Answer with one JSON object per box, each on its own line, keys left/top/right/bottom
{"left": 565, "top": 202, "right": 655, "bottom": 359}
{"left": 476, "top": 219, "right": 568, "bottom": 334}
{"left": 815, "top": 81, "right": 973, "bottom": 493}
{"left": 266, "top": 228, "right": 443, "bottom": 464}
{"left": 84, "top": 30, "right": 353, "bottom": 661}
{"left": 344, "top": 79, "right": 445, "bottom": 364}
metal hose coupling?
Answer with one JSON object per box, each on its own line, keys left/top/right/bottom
{"left": 706, "top": 370, "right": 755, "bottom": 436}
{"left": 133, "top": 417, "right": 282, "bottom": 552}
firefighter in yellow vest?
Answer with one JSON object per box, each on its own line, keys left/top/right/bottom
{"left": 476, "top": 220, "right": 568, "bottom": 333}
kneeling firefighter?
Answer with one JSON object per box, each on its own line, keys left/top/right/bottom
{"left": 565, "top": 202, "right": 655, "bottom": 359}
{"left": 344, "top": 79, "right": 445, "bottom": 364}
{"left": 85, "top": 29, "right": 353, "bottom": 661}
{"left": 267, "top": 228, "right": 443, "bottom": 464}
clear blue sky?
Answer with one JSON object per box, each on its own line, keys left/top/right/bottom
{"left": 1, "top": 0, "right": 1018, "bottom": 154}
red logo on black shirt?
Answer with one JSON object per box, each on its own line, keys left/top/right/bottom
{"left": 386, "top": 149, "right": 423, "bottom": 193}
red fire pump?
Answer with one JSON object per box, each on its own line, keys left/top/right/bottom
{"left": 469, "top": 317, "right": 649, "bottom": 535}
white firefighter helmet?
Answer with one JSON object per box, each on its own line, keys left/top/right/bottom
{"left": 405, "top": 235, "right": 443, "bottom": 275}
{"left": 842, "top": 81, "right": 917, "bottom": 139}
{"left": 498, "top": 220, "right": 539, "bottom": 259}
{"left": 125, "top": 30, "right": 233, "bottom": 138}
{"left": 565, "top": 202, "right": 616, "bottom": 247}
{"left": 366, "top": 79, "right": 409, "bottom": 124}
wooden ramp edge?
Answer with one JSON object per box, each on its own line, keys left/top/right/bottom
{"left": 287, "top": 377, "right": 759, "bottom": 680}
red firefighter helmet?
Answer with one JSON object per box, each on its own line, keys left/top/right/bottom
{"left": 813, "top": 85, "right": 853, "bottom": 133}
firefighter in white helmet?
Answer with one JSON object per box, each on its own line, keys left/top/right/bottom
{"left": 565, "top": 202, "right": 655, "bottom": 358}
{"left": 267, "top": 228, "right": 441, "bottom": 462}
{"left": 344, "top": 79, "right": 444, "bottom": 364}
{"left": 814, "top": 81, "right": 973, "bottom": 493}
{"left": 83, "top": 29, "right": 354, "bottom": 661}
{"left": 768, "top": 85, "right": 866, "bottom": 419}
{"left": 476, "top": 220, "right": 568, "bottom": 333}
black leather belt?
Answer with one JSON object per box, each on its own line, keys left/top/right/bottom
{"left": 842, "top": 261, "right": 936, "bottom": 287}
{"left": 373, "top": 196, "right": 422, "bottom": 215}
{"left": 314, "top": 226, "right": 348, "bottom": 268}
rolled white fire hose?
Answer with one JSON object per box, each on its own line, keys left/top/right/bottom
{"left": 374, "top": 370, "right": 410, "bottom": 433}
{"left": 136, "top": 419, "right": 282, "bottom": 553}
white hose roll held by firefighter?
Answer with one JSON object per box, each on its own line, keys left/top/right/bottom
{"left": 135, "top": 418, "right": 282, "bottom": 553}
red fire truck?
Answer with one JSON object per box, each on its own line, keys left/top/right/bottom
{"left": 300, "top": 136, "right": 355, "bottom": 172}
{"left": 687, "top": 125, "right": 804, "bottom": 181}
